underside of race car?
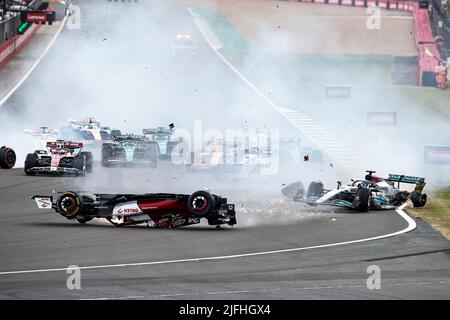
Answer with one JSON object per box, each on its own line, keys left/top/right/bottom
{"left": 31, "top": 190, "right": 236, "bottom": 229}
{"left": 282, "top": 170, "right": 427, "bottom": 212}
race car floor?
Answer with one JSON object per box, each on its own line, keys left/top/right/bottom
{"left": 0, "top": 166, "right": 449, "bottom": 299}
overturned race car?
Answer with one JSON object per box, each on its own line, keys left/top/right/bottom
{"left": 282, "top": 170, "right": 427, "bottom": 212}
{"left": 31, "top": 190, "right": 237, "bottom": 229}
{"left": 24, "top": 140, "right": 93, "bottom": 176}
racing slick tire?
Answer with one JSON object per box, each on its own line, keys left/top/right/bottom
{"left": 355, "top": 188, "right": 371, "bottom": 212}
{"left": 410, "top": 192, "right": 427, "bottom": 208}
{"left": 188, "top": 190, "right": 215, "bottom": 218}
{"left": 24, "top": 153, "right": 38, "bottom": 175}
{"left": 306, "top": 181, "right": 324, "bottom": 198}
{"left": 0, "top": 147, "right": 16, "bottom": 169}
{"left": 80, "top": 151, "right": 93, "bottom": 173}
{"left": 147, "top": 142, "right": 158, "bottom": 168}
{"left": 101, "top": 145, "right": 113, "bottom": 167}
{"left": 111, "top": 129, "right": 121, "bottom": 139}
{"left": 56, "top": 192, "right": 84, "bottom": 219}
{"left": 73, "top": 155, "right": 87, "bottom": 176}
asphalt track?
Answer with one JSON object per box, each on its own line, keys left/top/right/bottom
{"left": 0, "top": 0, "right": 449, "bottom": 299}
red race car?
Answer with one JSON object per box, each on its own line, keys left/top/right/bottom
{"left": 32, "top": 190, "right": 236, "bottom": 229}
{"left": 25, "top": 140, "right": 93, "bottom": 176}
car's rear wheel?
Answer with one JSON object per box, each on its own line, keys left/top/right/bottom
{"left": 410, "top": 192, "right": 427, "bottom": 208}
{"left": 0, "top": 147, "right": 16, "bottom": 169}
{"left": 111, "top": 129, "right": 121, "bottom": 139}
{"left": 56, "top": 192, "right": 84, "bottom": 219}
{"left": 101, "top": 145, "right": 113, "bottom": 167}
{"left": 187, "top": 191, "right": 215, "bottom": 218}
{"left": 73, "top": 155, "right": 86, "bottom": 176}
{"left": 24, "top": 153, "right": 38, "bottom": 175}
{"left": 355, "top": 188, "right": 371, "bottom": 212}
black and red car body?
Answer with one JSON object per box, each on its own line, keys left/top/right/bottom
{"left": 32, "top": 190, "right": 236, "bottom": 228}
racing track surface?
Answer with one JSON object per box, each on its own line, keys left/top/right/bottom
{"left": 0, "top": 0, "right": 449, "bottom": 299}
{"left": 0, "top": 166, "right": 449, "bottom": 299}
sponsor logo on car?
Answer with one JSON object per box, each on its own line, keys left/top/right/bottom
{"left": 113, "top": 201, "right": 143, "bottom": 215}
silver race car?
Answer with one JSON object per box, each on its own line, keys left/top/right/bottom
{"left": 282, "top": 170, "right": 427, "bottom": 212}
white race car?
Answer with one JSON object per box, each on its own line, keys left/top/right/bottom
{"left": 24, "top": 126, "right": 58, "bottom": 142}
{"left": 59, "top": 118, "right": 118, "bottom": 150}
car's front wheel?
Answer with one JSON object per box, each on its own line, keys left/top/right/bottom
{"left": 24, "top": 153, "right": 38, "bottom": 175}
{"left": 355, "top": 188, "right": 371, "bottom": 212}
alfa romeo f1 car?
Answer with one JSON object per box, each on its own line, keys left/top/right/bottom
{"left": 0, "top": 146, "right": 16, "bottom": 169}
{"left": 24, "top": 140, "right": 93, "bottom": 176}
{"left": 31, "top": 190, "right": 237, "bottom": 228}
{"left": 101, "top": 134, "right": 158, "bottom": 167}
{"left": 282, "top": 170, "right": 427, "bottom": 212}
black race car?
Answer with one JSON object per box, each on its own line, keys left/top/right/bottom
{"left": 0, "top": 146, "right": 16, "bottom": 169}
{"left": 101, "top": 134, "right": 158, "bottom": 167}
{"left": 31, "top": 190, "right": 236, "bottom": 229}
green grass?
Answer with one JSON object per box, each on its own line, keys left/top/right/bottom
{"left": 191, "top": 6, "right": 252, "bottom": 55}
{"left": 193, "top": 5, "right": 450, "bottom": 117}
{"left": 408, "top": 188, "right": 450, "bottom": 240}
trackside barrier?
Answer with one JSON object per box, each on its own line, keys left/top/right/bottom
{"left": 0, "top": 23, "right": 41, "bottom": 69}
{"left": 285, "top": 0, "right": 443, "bottom": 86}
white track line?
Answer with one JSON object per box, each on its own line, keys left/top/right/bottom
{"left": 0, "top": 206, "right": 416, "bottom": 276}
{"left": 0, "top": 6, "right": 70, "bottom": 107}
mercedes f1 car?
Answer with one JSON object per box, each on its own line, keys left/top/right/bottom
{"left": 0, "top": 146, "right": 16, "bottom": 169}
{"left": 282, "top": 171, "right": 427, "bottom": 212}
{"left": 142, "top": 126, "right": 181, "bottom": 160}
{"left": 24, "top": 140, "right": 93, "bottom": 176}
{"left": 31, "top": 190, "right": 237, "bottom": 228}
{"left": 101, "top": 134, "right": 158, "bottom": 167}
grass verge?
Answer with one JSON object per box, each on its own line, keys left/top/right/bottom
{"left": 407, "top": 188, "right": 450, "bottom": 240}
